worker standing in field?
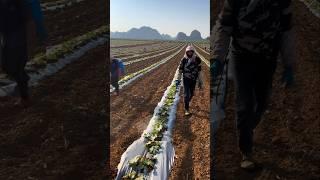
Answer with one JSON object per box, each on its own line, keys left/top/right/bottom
{"left": 211, "top": 0, "right": 295, "bottom": 169}
{"left": 110, "top": 56, "right": 125, "bottom": 95}
{"left": 177, "top": 45, "right": 203, "bottom": 116}
{"left": 0, "top": 0, "right": 47, "bottom": 106}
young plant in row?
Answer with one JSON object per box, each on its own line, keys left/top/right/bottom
{"left": 122, "top": 155, "right": 157, "bottom": 180}
{"left": 121, "top": 73, "right": 181, "bottom": 179}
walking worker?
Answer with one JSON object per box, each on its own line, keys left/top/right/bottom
{"left": 0, "top": 0, "right": 47, "bottom": 106}
{"left": 211, "top": 0, "right": 295, "bottom": 169}
{"left": 110, "top": 56, "right": 125, "bottom": 95}
{"left": 177, "top": 45, "right": 203, "bottom": 116}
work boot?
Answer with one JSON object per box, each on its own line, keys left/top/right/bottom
{"left": 184, "top": 109, "right": 191, "bottom": 116}
{"left": 240, "top": 153, "right": 255, "bottom": 170}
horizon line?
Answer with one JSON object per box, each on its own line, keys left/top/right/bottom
{"left": 110, "top": 25, "right": 209, "bottom": 38}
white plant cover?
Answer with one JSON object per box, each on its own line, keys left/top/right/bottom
{"left": 41, "top": 0, "right": 86, "bottom": 11}
{"left": 115, "top": 67, "right": 182, "bottom": 180}
{"left": 299, "top": 0, "right": 320, "bottom": 18}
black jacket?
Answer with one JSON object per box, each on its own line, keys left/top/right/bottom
{"left": 179, "top": 56, "right": 201, "bottom": 81}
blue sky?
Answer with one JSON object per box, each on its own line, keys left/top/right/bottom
{"left": 111, "top": 0, "right": 210, "bottom": 38}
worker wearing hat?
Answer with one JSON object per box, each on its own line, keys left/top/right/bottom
{"left": 177, "top": 45, "right": 203, "bottom": 116}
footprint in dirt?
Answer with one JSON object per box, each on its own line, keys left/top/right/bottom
{"left": 184, "top": 114, "right": 193, "bottom": 120}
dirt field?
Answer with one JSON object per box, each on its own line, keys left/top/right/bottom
{"left": 109, "top": 45, "right": 185, "bottom": 178}
{"left": 169, "top": 47, "right": 210, "bottom": 179}
{"left": 0, "top": 45, "right": 107, "bottom": 179}
{"left": 0, "top": 1, "right": 108, "bottom": 179}
{"left": 109, "top": 42, "right": 212, "bottom": 179}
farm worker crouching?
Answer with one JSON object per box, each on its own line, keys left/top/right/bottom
{"left": 110, "top": 56, "right": 125, "bottom": 95}
{"left": 211, "top": 0, "right": 296, "bottom": 170}
{"left": 0, "top": 0, "right": 47, "bottom": 106}
{"left": 177, "top": 45, "right": 203, "bottom": 116}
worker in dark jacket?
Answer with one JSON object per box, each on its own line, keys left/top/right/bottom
{"left": 211, "top": 0, "right": 296, "bottom": 169}
{"left": 0, "top": 0, "right": 47, "bottom": 106}
{"left": 110, "top": 56, "right": 125, "bottom": 95}
{"left": 178, "top": 45, "right": 203, "bottom": 116}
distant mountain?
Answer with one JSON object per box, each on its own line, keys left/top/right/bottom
{"left": 111, "top": 26, "right": 204, "bottom": 41}
{"left": 189, "top": 30, "right": 202, "bottom": 41}
{"left": 175, "top": 30, "right": 203, "bottom": 41}
{"left": 161, "top": 34, "right": 173, "bottom": 40}
{"left": 176, "top": 32, "right": 188, "bottom": 41}
{"left": 111, "top": 26, "right": 173, "bottom": 40}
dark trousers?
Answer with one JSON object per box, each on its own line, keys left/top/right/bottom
{"left": 183, "top": 78, "right": 196, "bottom": 111}
{"left": 111, "top": 75, "right": 119, "bottom": 93}
{"left": 1, "top": 31, "right": 29, "bottom": 99}
{"left": 231, "top": 53, "right": 277, "bottom": 154}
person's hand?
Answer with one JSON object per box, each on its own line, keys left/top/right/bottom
{"left": 211, "top": 59, "right": 224, "bottom": 80}
{"left": 175, "top": 79, "right": 181, "bottom": 88}
{"left": 282, "top": 66, "right": 294, "bottom": 88}
{"left": 198, "top": 82, "right": 203, "bottom": 90}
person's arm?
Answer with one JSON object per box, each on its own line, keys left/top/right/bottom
{"left": 177, "top": 58, "right": 185, "bottom": 80}
{"left": 211, "top": 0, "right": 236, "bottom": 79}
{"left": 211, "top": 0, "right": 236, "bottom": 63}
{"left": 280, "top": 0, "right": 295, "bottom": 87}
{"left": 25, "top": 0, "right": 47, "bottom": 41}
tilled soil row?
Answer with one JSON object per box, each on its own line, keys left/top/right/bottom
{"left": 27, "top": 0, "right": 107, "bottom": 57}
{"left": 111, "top": 42, "right": 163, "bottom": 49}
{"left": 111, "top": 42, "right": 179, "bottom": 60}
{"left": 194, "top": 44, "right": 210, "bottom": 61}
{"left": 0, "top": 45, "right": 107, "bottom": 179}
{"left": 124, "top": 45, "right": 184, "bottom": 75}
{"left": 169, "top": 50, "right": 211, "bottom": 180}
{"left": 109, "top": 46, "right": 186, "bottom": 178}
{"left": 122, "top": 44, "right": 182, "bottom": 62}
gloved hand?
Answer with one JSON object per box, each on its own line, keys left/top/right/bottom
{"left": 175, "top": 79, "right": 181, "bottom": 88}
{"left": 282, "top": 66, "right": 294, "bottom": 88}
{"left": 211, "top": 59, "right": 224, "bottom": 80}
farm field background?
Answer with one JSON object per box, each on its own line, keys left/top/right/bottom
{"left": 110, "top": 39, "right": 211, "bottom": 179}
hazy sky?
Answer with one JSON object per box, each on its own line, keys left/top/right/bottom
{"left": 111, "top": 0, "right": 210, "bottom": 38}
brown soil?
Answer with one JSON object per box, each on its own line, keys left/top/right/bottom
{"left": 110, "top": 42, "right": 161, "bottom": 49}
{"left": 43, "top": 0, "right": 106, "bottom": 46}
{"left": 0, "top": 0, "right": 107, "bottom": 75}
{"left": 0, "top": 45, "right": 108, "bottom": 179}
{"left": 109, "top": 46, "right": 186, "bottom": 178}
{"left": 169, "top": 50, "right": 211, "bottom": 179}
{"left": 214, "top": 1, "right": 320, "bottom": 179}
{"left": 122, "top": 45, "right": 179, "bottom": 62}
